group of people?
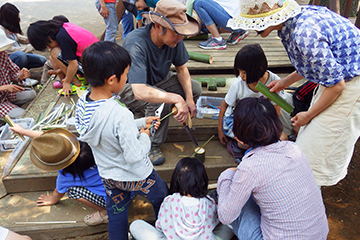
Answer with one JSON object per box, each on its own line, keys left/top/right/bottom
{"left": 2, "top": 0, "right": 360, "bottom": 239}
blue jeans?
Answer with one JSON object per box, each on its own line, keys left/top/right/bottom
{"left": 102, "top": 170, "right": 169, "bottom": 240}
{"left": 121, "top": 10, "right": 134, "bottom": 39}
{"left": 194, "top": 0, "right": 236, "bottom": 32}
{"left": 96, "top": 0, "right": 118, "bottom": 42}
{"left": 9, "top": 51, "right": 46, "bottom": 69}
{"left": 230, "top": 196, "right": 263, "bottom": 240}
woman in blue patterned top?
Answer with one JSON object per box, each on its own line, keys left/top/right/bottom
{"left": 227, "top": 0, "right": 360, "bottom": 187}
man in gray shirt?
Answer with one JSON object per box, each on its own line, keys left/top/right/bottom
{"left": 120, "top": 0, "right": 201, "bottom": 165}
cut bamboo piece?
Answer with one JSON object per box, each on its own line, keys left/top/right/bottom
{"left": 184, "top": 33, "right": 208, "bottom": 40}
{"left": 188, "top": 51, "right": 213, "bottom": 64}
{"left": 255, "top": 81, "right": 294, "bottom": 114}
{"left": 3, "top": 115, "right": 25, "bottom": 141}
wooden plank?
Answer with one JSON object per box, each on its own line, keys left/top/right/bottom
{"left": 182, "top": 31, "right": 292, "bottom": 71}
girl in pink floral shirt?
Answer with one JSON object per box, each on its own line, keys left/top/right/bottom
{"left": 130, "top": 157, "right": 233, "bottom": 240}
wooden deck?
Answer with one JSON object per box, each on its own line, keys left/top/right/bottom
{"left": 183, "top": 31, "right": 292, "bottom": 71}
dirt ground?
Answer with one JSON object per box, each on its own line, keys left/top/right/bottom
{"left": 322, "top": 140, "right": 360, "bottom": 240}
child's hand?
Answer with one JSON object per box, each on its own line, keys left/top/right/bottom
{"left": 9, "top": 124, "right": 25, "bottom": 135}
{"left": 100, "top": 5, "right": 110, "bottom": 18}
{"left": 291, "top": 111, "right": 311, "bottom": 127}
{"left": 139, "top": 127, "right": 150, "bottom": 136}
{"left": 145, "top": 116, "right": 160, "bottom": 130}
{"left": 58, "top": 81, "right": 72, "bottom": 97}
{"left": 36, "top": 194, "right": 59, "bottom": 206}
{"left": 218, "top": 127, "right": 228, "bottom": 145}
{"left": 18, "top": 68, "right": 30, "bottom": 80}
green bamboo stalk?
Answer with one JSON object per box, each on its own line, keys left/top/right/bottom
{"left": 188, "top": 51, "right": 213, "bottom": 64}
{"left": 255, "top": 82, "right": 294, "bottom": 114}
{"left": 184, "top": 33, "right": 209, "bottom": 40}
{"left": 146, "top": 102, "right": 190, "bottom": 130}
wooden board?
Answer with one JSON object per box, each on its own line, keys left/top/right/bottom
{"left": 182, "top": 31, "right": 292, "bottom": 71}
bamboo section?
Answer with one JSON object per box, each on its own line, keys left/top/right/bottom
{"left": 188, "top": 51, "right": 213, "bottom": 64}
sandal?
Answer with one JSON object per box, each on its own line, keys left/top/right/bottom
{"left": 53, "top": 80, "right": 63, "bottom": 88}
{"left": 84, "top": 211, "right": 108, "bottom": 226}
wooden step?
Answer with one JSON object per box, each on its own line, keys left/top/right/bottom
{"left": 0, "top": 192, "right": 154, "bottom": 239}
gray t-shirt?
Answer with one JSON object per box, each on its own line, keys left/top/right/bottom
{"left": 123, "top": 24, "right": 189, "bottom": 85}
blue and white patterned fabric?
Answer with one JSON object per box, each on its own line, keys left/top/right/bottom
{"left": 279, "top": 6, "right": 360, "bottom": 87}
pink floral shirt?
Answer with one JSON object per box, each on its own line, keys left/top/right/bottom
{"left": 156, "top": 193, "right": 219, "bottom": 240}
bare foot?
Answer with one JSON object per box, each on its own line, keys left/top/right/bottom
{"left": 48, "top": 69, "right": 62, "bottom": 75}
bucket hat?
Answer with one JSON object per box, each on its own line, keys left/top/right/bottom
{"left": 30, "top": 128, "right": 80, "bottom": 171}
{"left": 0, "top": 28, "right": 15, "bottom": 51}
{"left": 141, "top": 0, "right": 200, "bottom": 36}
{"left": 227, "top": 0, "right": 301, "bottom": 31}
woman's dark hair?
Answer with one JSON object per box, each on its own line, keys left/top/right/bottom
{"left": 52, "top": 15, "right": 69, "bottom": 23}
{"left": 234, "top": 44, "right": 268, "bottom": 84}
{"left": 27, "top": 20, "right": 62, "bottom": 51}
{"left": 170, "top": 157, "right": 208, "bottom": 198}
{"left": 0, "top": 3, "right": 22, "bottom": 34}
{"left": 233, "top": 97, "right": 282, "bottom": 148}
{"left": 62, "top": 141, "right": 95, "bottom": 180}
{"left": 82, "top": 41, "right": 131, "bottom": 87}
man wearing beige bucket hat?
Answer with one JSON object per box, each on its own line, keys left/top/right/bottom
{"left": 229, "top": 0, "right": 360, "bottom": 188}
{"left": 120, "top": 0, "right": 202, "bottom": 165}
{"left": 0, "top": 28, "right": 36, "bottom": 119}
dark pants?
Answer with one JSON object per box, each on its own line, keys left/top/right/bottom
{"left": 119, "top": 72, "right": 202, "bottom": 146}
{"left": 102, "top": 170, "right": 169, "bottom": 240}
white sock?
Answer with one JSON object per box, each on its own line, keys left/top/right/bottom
{"left": 214, "top": 36, "right": 223, "bottom": 41}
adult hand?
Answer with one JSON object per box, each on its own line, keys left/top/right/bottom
{"left": 145, "top": 116, "right": 160, "bottom": 130}
{"left": 0, "top": 84, "right": 24, "bottom": 93}
{"left": 218, "top": 127, "right": 228, "bottom": 145}
{"left": 58, "top": 81, "right": 72, "bottom": 97}
{"left": 291, "top": 111, "right": 312, "bottom": 127}
{"left": 36, "top": 194, "right": 59, "bottom": 206}
{"left": 100, "top": 5, "right": 109, "bottom": 18}
{"left": 187, "top": 100, "right": 197, "bottom": 118}
{"left": 139, "top": 127, "right": 150, "bottom": 136}
{"left": 267, "top": 79, "right": 287, "bottom": 93}
{"left": 18, "top": 68, "right": 30, "bottom": 80}
{"left": 173, "top": 101, "right": 189, "bottom": 123}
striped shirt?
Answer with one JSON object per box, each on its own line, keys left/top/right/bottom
{"left": 217, "top": 141, "right": 329, "bottom": 239}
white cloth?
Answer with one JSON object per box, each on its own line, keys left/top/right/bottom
{"left": 224, "top": 71, "right": 294, "bottom": 135}
{"left": 213, "top": 0, "right": 239, "bottom": 17}
{"left": 296, "top": 75, "right": 360, "bottom": 186}
{"left": 0, "top": 226, "right": 9, "bottom": 240}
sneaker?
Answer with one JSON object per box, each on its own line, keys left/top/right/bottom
{"left": 199, "top": 36, "right": 226, "bottom": 50}
{"left": 22, "top": 78, "right": 38, "bottom": 87}
{"left": 76, "top": 74, "right": 88, "bottom": 86}
{"left": 226, "top": 30, "right": 249, "bottom": 45}
{"left": 53, "top": 80, "right": 63, "bottom": 88}
{"left": 148, "top": 146, "right": 165, "bottom": 165}
{"left": 227, "top": 139, "right": 245, "bottom": 164}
